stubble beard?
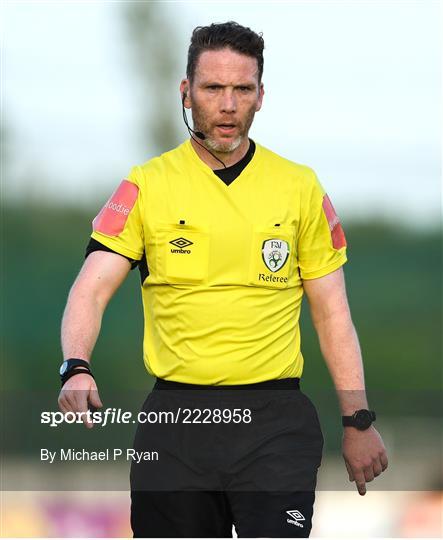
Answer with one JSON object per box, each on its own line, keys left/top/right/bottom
{"left": 205, "top": 135, "right": 243, "bottom": 153}
{"left": 191, "top": 102, "right": 257, "bottom": 155}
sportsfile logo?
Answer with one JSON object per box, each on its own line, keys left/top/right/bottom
{"left": 286, "top": 509, "right": 305, "bottom": 528}
{"left": 169, "top": 237, "right": 193, "bottom": 254}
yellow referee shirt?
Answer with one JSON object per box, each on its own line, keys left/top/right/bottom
{"left": 91, "top": 140, "right": 347, "bottom": 384}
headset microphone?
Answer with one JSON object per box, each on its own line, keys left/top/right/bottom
{"left": 194, "top": 131, "right": 206, "bottom": 140}
{"left": 181, "top": 93, "right": 226, "bottom": 168}
{"left": 181, "top": 94, "right": 206, "bottom": 140}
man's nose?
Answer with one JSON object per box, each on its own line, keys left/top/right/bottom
{"left": 220, "top": 89, "right": 236, "bottom": 113}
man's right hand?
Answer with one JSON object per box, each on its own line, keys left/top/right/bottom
{"left": 59, "top": 251, "right": 130, "bottom": 428}
{"left": 58, "top": 373, "right": 103, "bottom": 429}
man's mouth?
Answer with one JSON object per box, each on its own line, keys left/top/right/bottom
{"left": 216, "top": 124, "right": 236, "bottom": 134}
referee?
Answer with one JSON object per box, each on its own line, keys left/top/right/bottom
{"left": 58, "top": 22, "right": 388, "bottom": 538}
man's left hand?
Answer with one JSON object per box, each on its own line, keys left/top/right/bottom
{"left": 342, "top": 426, "right": 388, "bottom": 496}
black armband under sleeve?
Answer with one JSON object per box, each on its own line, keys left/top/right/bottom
{"left": 85, "top": 238, "right": 140, "bottom": 270}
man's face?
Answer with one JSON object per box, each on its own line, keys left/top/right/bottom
{"left": 181, "top": 48, "right": 264, "bottom": 153}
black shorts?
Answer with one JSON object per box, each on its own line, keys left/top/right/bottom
{"left": 130, "top": 378, "right": 323, "bottom": 538}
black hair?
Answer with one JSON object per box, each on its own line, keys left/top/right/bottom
{"left": 186, "top": 21, "right": 264, "bottom": 83}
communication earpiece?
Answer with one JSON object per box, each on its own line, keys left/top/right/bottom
{"left": 180, "top": 87, "right": 226, "bottom": 168}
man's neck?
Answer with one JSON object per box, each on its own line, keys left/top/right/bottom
{"left": 189, "top": 136, "right": 251, "bottom": 169}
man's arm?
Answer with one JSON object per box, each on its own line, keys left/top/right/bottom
{"left": 302, "top": 267, "right": 388, "bottom": 495}
{"left": 58, "top": 251, "right": 131, "bottom": 428}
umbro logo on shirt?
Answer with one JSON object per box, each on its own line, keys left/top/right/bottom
{"left": 286, "top": 509, "right": 305, "bottom": 528}
{"left": 170, "top": 237, "right": 193, "bottom": 248}
{"left": 170, "top": 237, "right": 193, "bottom": 254}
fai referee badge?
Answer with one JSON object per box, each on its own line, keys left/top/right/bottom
{"left": 262, "top": 239, "right": 290, "bottom": 272}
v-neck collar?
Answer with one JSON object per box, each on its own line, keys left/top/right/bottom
{"left": 213, "top": 139, "right": 256, "bottom": 186}
{"left": 184, "top": 138, "right": 261, "bottom": 188}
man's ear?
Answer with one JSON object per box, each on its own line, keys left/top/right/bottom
{"left": 180, "top": 80, "right": 191, "bottom": 108}
{"left": 256, "top": 83, "right": 264, "bottom": 112}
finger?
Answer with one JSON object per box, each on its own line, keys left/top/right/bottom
{"left": 380, "top": 451, "right": 388, "bottom": 471}
{"left": 353, "top": 470, "right": 367, "bottom": 496}
{"left": 82, "top": 415, "right": 94, "bottom": 429}
{"left": 66, "top": 389, "right": 93, "bottom": 428}
{"left": 65, "top": 390, "right": 93, "bottom": 428}
{"left": 363, "top": 464, "right": 375, "bottom": 483}
{"left": 75, "top": 392, "right": 93, "bottom": 429}
{"left": 345, "top": 460, "right": 354, "bottom": 482}
{"left": 372, "top": 458, "right": 383, "bottom": 477}
{"left": 60, "top": 391, "right": 76, "bottom": 413}
{"left": 64, "top": 389, "right": 86, "bottom": 412}
{"left": 88, "top": 388, "right": 103, "bottom": 409}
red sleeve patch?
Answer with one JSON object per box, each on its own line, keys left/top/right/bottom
{"left": 322, "top": 194, "right": 347, "bottom": 249}
{"left": 92, "top": 180, "right": 139, "bottom": 236}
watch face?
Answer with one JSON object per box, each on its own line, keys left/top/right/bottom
{"left": 354, "top": 409, "right": 372, "bottom": 430}
{"left": 59, "top": 361, "right": 68, "bottom": 376}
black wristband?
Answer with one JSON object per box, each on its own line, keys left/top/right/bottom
{"left": 342, "top": 409, "right": 376, "bottom": 430}
{"left": 61, "top": 368, "right": 95, "bottom": 388}
{"left": 60, "top": 358, "right": 91, "bottom": 375}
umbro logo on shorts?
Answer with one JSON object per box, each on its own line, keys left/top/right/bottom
{"left": 286, "top": 509, "right": 305, "bottom": 528}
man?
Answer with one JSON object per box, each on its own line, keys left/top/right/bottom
{"left": 58, "top": 21, "right": 388, "bottom": 538}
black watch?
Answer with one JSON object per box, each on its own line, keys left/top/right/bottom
{"left": 59, "top": 358, "right": 91, "bottom": 376}
{"left": 342, "top": 409, "right": 376, "bottom": 430}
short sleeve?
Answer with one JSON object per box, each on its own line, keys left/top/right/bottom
{"left": 297, "top": 168, "right": 347, "bottom": 280}
{"left": 90, "top": 166, "right": 144, "bottom": 260}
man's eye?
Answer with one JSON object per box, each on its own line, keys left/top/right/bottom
{"left": 208, "top": 85, "right": 221, "bottom": 90}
